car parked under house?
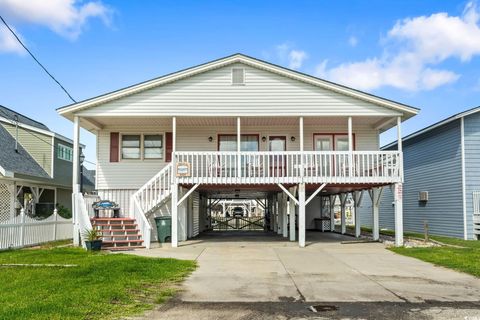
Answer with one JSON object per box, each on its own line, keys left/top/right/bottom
{"left": 57, "top": 53, "right": 419, "bottom": 249}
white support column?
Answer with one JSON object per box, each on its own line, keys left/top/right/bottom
{"left": 72, "top": 116, "right": 80, "bottom": 246}
{"left": 330, "top": 195, "right": 336, "bottom": 232}
{"left": 72, "top": 116, "right": 80, "bottom": 194}
{"left": 299, "top": 116, "right": 304, "bottom": 152}
{"left": 289, "top": 187, "right": 296, "bottom": 241}
{"left": 397, "top": 116, "right": 402, "bottom": 152}
{"left": 171, "top": 184, "right": 179, "bottom": 247}
{"left": 277, "top": 193, "right": 282, "bottom": 235}
{"left": 298, "top": 183, "right": 306, "bottom": 247}
{"left": 394, "top": 183, "right": 404, "bottom": 246}
{"left": 282, "top": 194, "right": 288, "bottom": 238}
{"left": 237, "top": 117, "right": 241, "bottom": 178}
{"left": 340, "top": 193, "right": 347, "bottom": 234}
{"left": 369, "top": 187, "right": 383, "bottom": 241}
{"left": 354, "top": 190, "right": 364, "bottom": 238}
{"left": 348, "top": 116, "right": 353, "bottom": 177}
{"left": 177, "top": 187, "right": 188, "bottom": 241}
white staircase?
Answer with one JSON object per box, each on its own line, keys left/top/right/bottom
{"left": 130, "top": 163, "right": 173, "bottom": 248}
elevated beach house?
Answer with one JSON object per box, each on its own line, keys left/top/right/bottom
{"left": 57, "top": 54, "right": 418, "bottom": 249}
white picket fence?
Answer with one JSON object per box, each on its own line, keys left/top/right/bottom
{"left": 0, "top": 209, "right": 73, "bottom": 250}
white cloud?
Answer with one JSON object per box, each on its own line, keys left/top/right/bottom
{"left": 288, "top": 50, "right": 308, "bottom": 69}
{"left": 0, "top": 0, "right": 111, "bottom": 53}
{"left": 348, "top": 36, "right": 358, "bottom": 47}
{"left": 316, "top": 2, "right": 480, "bottom": 91}
{"left": 276, "top": 43, "right": 308, "bottom": 70}
{"left": 0, "top": 24, "right": 24, "bottom": 54}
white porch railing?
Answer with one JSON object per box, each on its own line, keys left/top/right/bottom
{"left": 0, "top": 208, "right": 73, "bottom": 250}
{"left": 130, "top": 163, "right": 173, "bottom": 248}
{"left": 174, "top": 151, "right": 402, "bottom": 184}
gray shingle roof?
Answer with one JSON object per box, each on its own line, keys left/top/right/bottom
{"left": 0, "top": 105, "right": 50, "bottom": 131}
{"left": 0, "top": 125, "right": 51, "bottom": 179}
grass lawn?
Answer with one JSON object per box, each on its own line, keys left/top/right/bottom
{"left": 345, "top": 226, "right": 480, "bottom": 277}
{"left": 0, "top": 245, "right": 196, "bottom": 320}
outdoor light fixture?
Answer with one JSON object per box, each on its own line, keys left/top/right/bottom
{"left": 261, "top": 136, "right": 266, "bottom": 142}
{"left": 79, "top": 150, "right": 85, "bottom": 165}
{"left": 208, "top": 136, "right": 213, "bottom": 142}
{"left": 291, "top": 136, "right": 296, "bottom": 142}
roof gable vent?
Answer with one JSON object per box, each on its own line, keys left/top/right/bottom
{"left": 232, "top": 68, "right": 245, "bottom": 85}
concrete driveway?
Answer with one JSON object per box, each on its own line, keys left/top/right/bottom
{"left": 129, "top": 231, "right": 480, "bottom": 319}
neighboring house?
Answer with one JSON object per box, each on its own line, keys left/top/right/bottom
{"left": 58, "top": 53, "right": 418, "bottom": 249}
{"left": 360, "top": 106, "right": 480, "bottom": 240}
{"left": 0, "top": 105, "right": 94, "bottom": 222}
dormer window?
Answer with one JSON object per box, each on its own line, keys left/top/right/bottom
{"left": 232, "top": 68, "right": 245, "bottom": 85}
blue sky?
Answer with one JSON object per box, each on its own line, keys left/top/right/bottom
{"left": 0, "top": 0, "right": 479, "bottom": 169}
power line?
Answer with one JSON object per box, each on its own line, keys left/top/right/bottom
{"left": 0, "top": 15, "right": 77, "bottom": 103}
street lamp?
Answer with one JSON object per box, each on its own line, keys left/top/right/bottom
{"left": 79, "top": 150, "right": 85, "bottom": 194}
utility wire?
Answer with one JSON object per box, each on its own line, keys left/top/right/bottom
{"left": 0, "top": 109, "right": 96, "bottom": 166}
{"left": 0, "top": 15, "right": 77, "bottom": 103}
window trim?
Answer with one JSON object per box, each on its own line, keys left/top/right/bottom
{"left": 57, "top": 143, "right": 73, "bottom": 162}
{"left": 313, "top": 133, "right": 356, "bottom": 151}
{"left": 119, "top": 133, "right": 165, "bottom": 161}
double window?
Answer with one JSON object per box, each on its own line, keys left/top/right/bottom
{"left": 121, "top": 134, "right": 163, "bottom": 160}
{"left": 57, "top": 144, "right": 73, "bottom": 162}
{"left": 314, "top": 134, "right": 353, "bottom": 151}
{"left": 218, "top": 134, "right": 259, "bottom": 151}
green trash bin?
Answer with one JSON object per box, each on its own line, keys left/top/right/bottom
{"left": 154, "top": 216, "right": 172, "bottom": 243}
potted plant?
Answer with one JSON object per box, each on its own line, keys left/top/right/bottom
{"left": 83, "top": 228, "right": 102, "bottom": 251}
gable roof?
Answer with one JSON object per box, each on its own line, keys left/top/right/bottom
{"left": 383, "top": 106, "right": 480, "bottom": 149}
{"left": 57, "top": 53, "right": 419, "bottom": 119}
{"left": 0, "top": 105, "right": 50, "bottom": 131}
{"left": 0, "top": 125, "right": 51, "bottom": 179}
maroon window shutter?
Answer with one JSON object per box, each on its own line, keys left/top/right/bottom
{"left": 110, "top": 132, "right": 119, "bottom": 162}
{"left": 165, "top": 132, "right": 172, "bottom": 162}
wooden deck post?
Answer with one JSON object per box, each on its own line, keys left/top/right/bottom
{"left": 171, "top": 184, "right": 178, "bottom": 247}
{"left": 353, "top": 190, "right": 364, "bottom": 238}
{"left": 330, "top": 195, "right": 336, "bottom": 232}
{"left": 339, "top": 193, "right": 347, "bottom": 234}
{"left": 277, "top": 193, "right": 283, "bottom": 235}
{"left": 289, "top": 187, "right": 297, "bottom": 241}
{"left": 298, "top": 183, "right": 306, "bottom": 247}
{"left": 369, "top": 187, "right": 383, "bottom": 241}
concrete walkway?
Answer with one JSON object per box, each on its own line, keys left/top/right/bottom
{"left": 129, "top": 231, "right": 480, "bottom": 303}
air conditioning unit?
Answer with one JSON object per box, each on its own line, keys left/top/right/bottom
{"left": 418, "top": 191, "right": 429, "bottom": 202}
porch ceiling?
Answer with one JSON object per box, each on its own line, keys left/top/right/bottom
{"left": 82, "top": 115, "right": 395, "bottom": 131}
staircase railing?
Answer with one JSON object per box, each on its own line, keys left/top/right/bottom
{"left": 130, "top": 163, "right": 174, "bottom": 248}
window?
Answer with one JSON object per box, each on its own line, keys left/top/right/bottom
{"left": 144, "top": 135, "right": 163, "bottom": 159}
{"left": 232, "top": 68, "right": 245, "bottom": 85}
{"left": 121, "top": 135, "right": 141, "bottom": 159}
{"left": 218, "top": 134, "right": 259, "bottom": 151}
{"left": 57, "top": 144, "right": 73, "bottom": 162}
{"left": 313, "top": 134, "right": 354, "bottom": 151}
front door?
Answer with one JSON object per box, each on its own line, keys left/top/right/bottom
{"left": 269, "top": 136, "right": 286, "bottom": 176}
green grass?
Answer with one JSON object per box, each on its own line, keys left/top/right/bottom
{"left": 0, "top": 246, "right": 196, "bottom": 320}
{"left": 390, "top": 246, "right": 480, "bottom": 278}
{"left": 347, "top": 226, "right": 480, "bottom": 277}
